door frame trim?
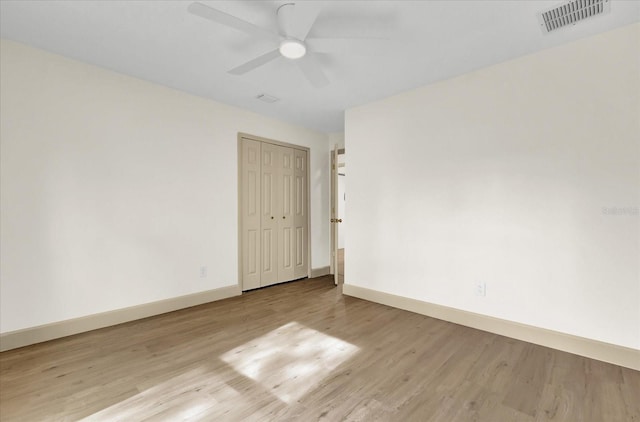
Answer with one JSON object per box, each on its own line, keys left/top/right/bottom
{"left": 237, "top": 133, "right": 312, "bottom": 291}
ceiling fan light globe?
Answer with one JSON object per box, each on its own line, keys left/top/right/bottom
{"left": 279, "top": 39, "right": 306, "bottom": 59}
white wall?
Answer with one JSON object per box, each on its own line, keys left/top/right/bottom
{"left": 0, "top": 39, "right": 331, "bottom": 334}
{"left": 345, "top": 24, "right": 640, "bottom": 349}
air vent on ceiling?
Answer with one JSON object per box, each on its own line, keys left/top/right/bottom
{"left": 538, "top": 0, "right": 611, "bottom": 33}
{"left": 256, "top": 93, "right": 280, "bottom": 103}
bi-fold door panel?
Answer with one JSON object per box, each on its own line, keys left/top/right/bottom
{"left": 278, "top": 146, "right": 295, "bottom": 283}
{"left": 241, "top": 139, "right": 261, "bottom": 290}
{"left": 294, "top": 149, "right": 307, "bottom": 279}
{"left": 261, "top": 142, "right": 279, "bottom": 287}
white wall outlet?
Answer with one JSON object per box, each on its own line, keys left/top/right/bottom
{"left": 200, "top": 266, "right": 207, "bottom": 278}
{"left": 475, "top": 282, "right": 486, "bottom": 297}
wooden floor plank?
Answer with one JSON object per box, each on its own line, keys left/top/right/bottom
{"left": 1, "top": 276, "right": 638, "bottom": 421}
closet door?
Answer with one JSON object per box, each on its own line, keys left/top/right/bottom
{"left": 260, "top": 142, "right": 279, "bottom": 287}
{"left": 241, "top": 139, "right": 261, "bottom": 290}
{"left": 294, "top": 149, "right": 308, "bottom": 279}
{"left": 240, "top": 136, "right": 309, "bottom": 291}
{"left": 278, "top": 146, "right": 295, "bottom": 282}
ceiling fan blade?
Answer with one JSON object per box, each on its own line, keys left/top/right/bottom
{"left": 188, "top": 2, "right": 280, "bottom": 43}
{"left": 289, "top": 3, "right": 321, "bottom": 41}
{"left": 228, "top": 49, "right": 281, "bottom": 75}
{"left": 297, "top": 54, "right": 329, "bottom": 88}
{"left": 306, "top": 37, "right": 395, "bottom": 55}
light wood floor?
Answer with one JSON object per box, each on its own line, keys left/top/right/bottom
{"left": 1, "top": 276, "right": 638, "bottom": 421}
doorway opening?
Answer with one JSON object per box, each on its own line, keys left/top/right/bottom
{"left": 331, "top": 145, "right": 345, "bottom": 285}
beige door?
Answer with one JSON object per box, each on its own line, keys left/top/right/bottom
{"left": 240, "top": 135, "right": 309, "bottom": 290}
{"left": 293, "top": 149, "right": 308, "bottom": 279}
{"left": 331, "top": 144, "right": 340, "bottom": 285}
{"left": 241, "top": 139, "right": 261, "bottom": 290}
{"left": 260, "top": 142, "right": 279, "bottom": 287}
{"left": 277, "top": 146, "right": 295, "bottom": 283}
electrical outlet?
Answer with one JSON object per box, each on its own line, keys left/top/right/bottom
{"left": 475, "top": 282, "right": 486, "bottom": 297}
{"left": 200, "top": 266, "right": 207, "bottom": 278}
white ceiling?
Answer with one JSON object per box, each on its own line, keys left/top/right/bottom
{"left": 1, "top": 1, "right": 638, "bottom": 133}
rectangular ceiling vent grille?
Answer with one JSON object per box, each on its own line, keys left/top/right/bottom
{"left": 538, "top": 0, "right": 611, "bottom": 33}
{"left": 256, "top": 93, "right": 280, "bottom": 103}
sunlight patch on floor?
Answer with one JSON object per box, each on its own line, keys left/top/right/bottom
{"left": 220, "top": 321, "right": 359, "bottom": 404}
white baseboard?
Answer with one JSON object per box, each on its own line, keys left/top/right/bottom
{"left": 311, "top": 266, "right": 330, "bottom": 278}
{"left": 342, "top": 284, "right": 640, "bottom": 371}
{"left": 0, "top": 285, "right": 241, "bottom": 352}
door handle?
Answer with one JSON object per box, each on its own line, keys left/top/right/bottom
{"left": 337, "top": 219, "right": 343, "bottom": 223}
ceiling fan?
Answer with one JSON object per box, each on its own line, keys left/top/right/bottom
{"left": 188, "top": 1, "right": 387, "bottom": 88}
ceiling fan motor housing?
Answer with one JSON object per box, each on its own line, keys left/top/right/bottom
{"left": 279, "top": 38, "right": 306, "bottom": 59}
